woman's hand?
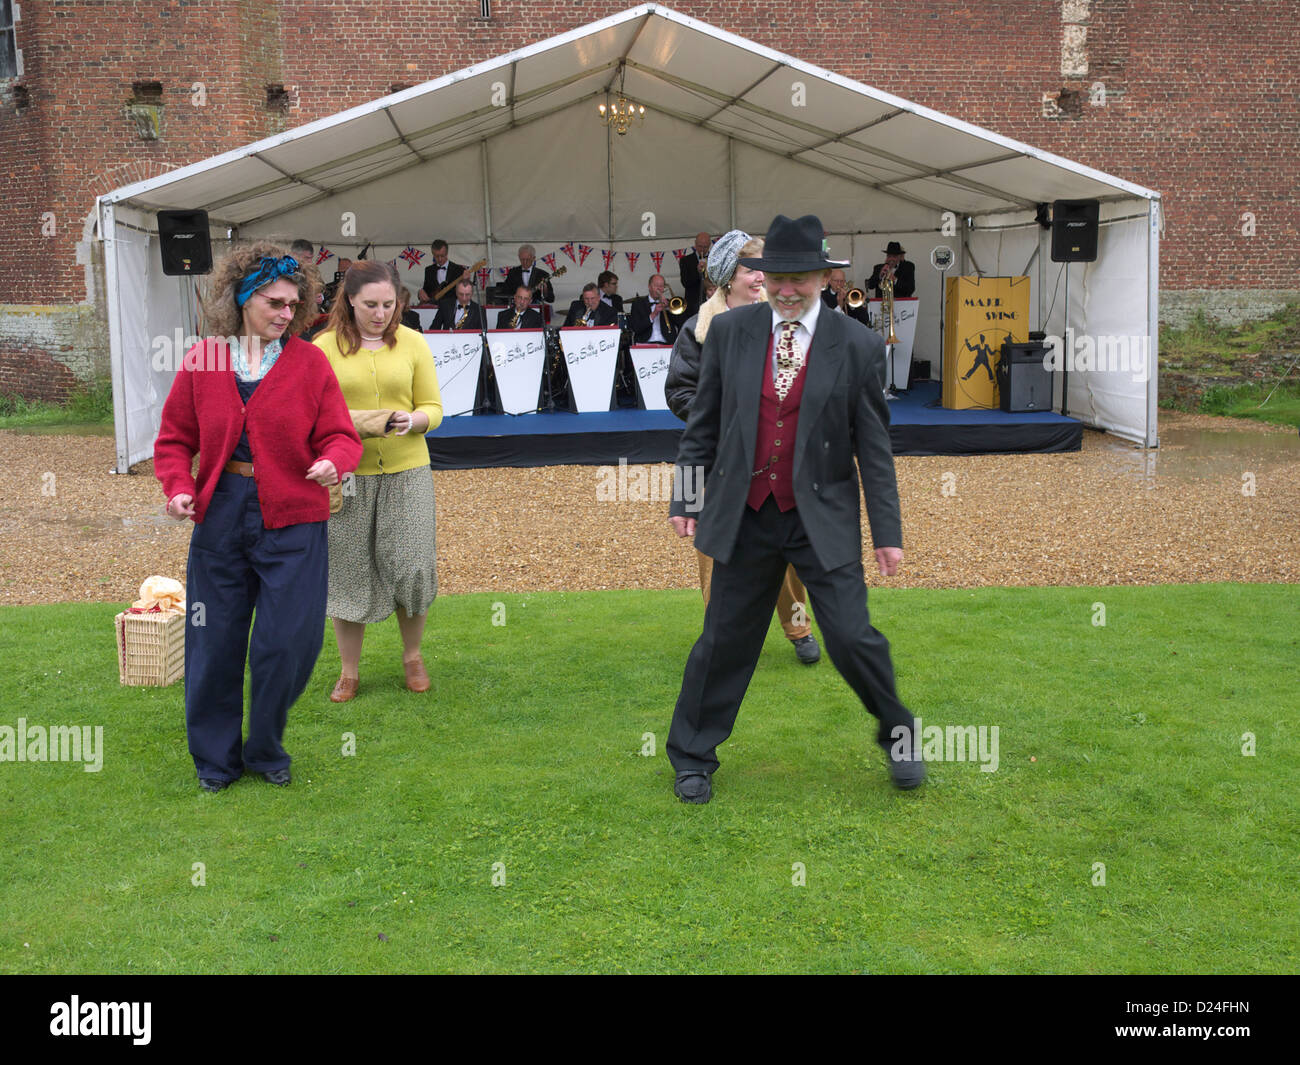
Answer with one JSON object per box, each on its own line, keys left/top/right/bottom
{"left": 306, "top": 459, "right": 338, "bottom": 486}
{"left": 390, "top": 410, "right": 429, "bottom": 436}
{"left": 166, "top": 494, "right": 196, "bottom": 519}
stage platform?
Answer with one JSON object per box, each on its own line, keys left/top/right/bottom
{"left": 424, "top": 382, "right": 1081, "bottom": 469}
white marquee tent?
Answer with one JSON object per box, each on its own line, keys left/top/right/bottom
{"left": 97, "top": 2, "right": 1161, "bottom": 472}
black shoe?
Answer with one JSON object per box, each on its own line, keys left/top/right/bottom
{"left": 199, "top": 777, "right": 231, "bottom": 793}
{"left": 883, "top": 745, "right": 926, "bottom": 790}
{"left": 263, "top": 768, "right": 291, "bottom": 787}
{"left": 674, "top": 771, "right": 713, "bottom": 804}
{"left": 792, "top": 634, "right": 821, "bottom": 664}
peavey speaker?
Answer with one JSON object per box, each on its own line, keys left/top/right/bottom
{"left": 1050, "top": 199, "right": 1100, "bottom": 262}
{"left": 157, "top": 209, "right": 213, "bottom": 276}
{"left": 998, "top": 340, "right": 1053, "bottom": 412}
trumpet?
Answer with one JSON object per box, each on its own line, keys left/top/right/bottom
{"left": 880, "top": 277, "right": 899, "bottom": 345}
{"left": 846, "top": 287, "right": 865, "bottom": 309}
{"left": 661, "top": 280, "right": 686, "bottom": 316}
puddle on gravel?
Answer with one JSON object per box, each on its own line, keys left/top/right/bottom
{"left": 1096, "top": 427, "right": 1299, "bottom": 481}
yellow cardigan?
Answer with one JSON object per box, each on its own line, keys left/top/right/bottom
{"left": 316, "top": 326, "right": 444, "bottom": 475}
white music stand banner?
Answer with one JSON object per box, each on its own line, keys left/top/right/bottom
{"left": 558, "top": 327, "right": 621, "bottom": 413}
{"left": 868, "top": 296, "right": 920, "bottom": 388}
{"left": 424, "top": 331, "right": 484, "bottom": 417}
{"left": 484, "top": 329, "right": 546, "bottom": 415}
{"left": 412, "top": 307, "right": 438, "bottom": 331}
{"left": 629, "top": 344, "right": 672, "bottom": 411}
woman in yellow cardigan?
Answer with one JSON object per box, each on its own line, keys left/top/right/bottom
{"left": 314, "top": 261, "right": 443, "bottom": 701}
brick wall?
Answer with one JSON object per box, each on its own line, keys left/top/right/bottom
{"left": 1, "top": 0, "right": 1296, "bottom": 398}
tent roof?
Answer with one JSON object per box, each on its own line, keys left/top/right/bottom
{"left": 99, "top": 3, "right": 1158, "bottom": 231}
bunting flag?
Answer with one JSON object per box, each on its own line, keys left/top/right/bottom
{"left": 624, "top": 251, "right": 640, "bottom": 273}
{"left": 542, "top": 252, "right": 559, "bottom": 272}
{"left": 477, "top": 267, "right": 490, "bottom": 290}
{"left": 400, "top": 246, "right": 425, "bottom": 269}
{"left": 386, "top": 258, "right": 399, "bottom": 273}
{"left": 577, "top": 243, "right": 594, "bottom": 266}
{"left": 560, "top": 242, "right": 578, "bottom": 263}
{"left": 315, "top": 247, "right": 334, "bottom": 266}
{"left": 650, "top": 250, "right": 665, "bottom": 273}
{"left": 498, "top": 267, "right": 510, "bottom": 278}
{"left": 602, "top": 249, "right": 616, "bottom": 271}
{"left": 672, "top": 247, "right": 687, "bottom": 262}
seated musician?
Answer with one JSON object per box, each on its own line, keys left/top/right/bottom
{"left": 431, "top": 276, "right": 484, "bottom": 330}
{"left": 502, "top": 244, "right": 553, "bottom": 305}
{"left": 825, "top": 267, "right": 872, "bottom": 326}
{"left": 418, "top": 240, "right": 467, "bottom": 304}
{"left": 628, "top": 274, "right": 681, "bottom": 344}
{"left": 598, "top": 271, "right": 623, "bottom": 313}
{"left": 496, "top": 286, "right": 545, "bottom": 329}
{"left": 866, "top": 241, "right": 916, "bottom": 298}
{"left": 563, "top": 283, "right": 618, "bottom": 327}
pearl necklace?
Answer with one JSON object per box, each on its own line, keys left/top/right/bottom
{"left": 360, "top": 332, "right": 385, "bottom": 342}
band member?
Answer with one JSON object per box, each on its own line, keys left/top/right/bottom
{"left": 502, "top": 244, "right": 554, "bottom": 305}
{"left": 866, "top": 241, "right": 916, "bottom": 298}
{"left": 666, "top": 214, "right": 923, "bottom": 804}
{"left": 563, "top": 283, "right": 618, "bottom": 327}
{"left": 418, "top": 240, "right": 467, "bottom": 304}
{"left": 679, "top": 231, "right": 712, "bottom": 318}
{"left": 598, "top": 271, "right": 623, "bottom": 312}
{"left": 431, "top": 276, "right": 485, "bottom": 331}
{"left": 496, "top": 286, "right": 545, "bottom": 329}
{"left": 825, "top": 268, "right": 872, "bottom": 326}
{"left": 628, "top": 274, "right": 681, "bottom": 344}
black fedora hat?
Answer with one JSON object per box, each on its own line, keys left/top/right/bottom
{"left": 739, "top": 214, "right": 848, "bottom": 273}
{"left": 883, "top": 241, "right": 907, "bottom": 255}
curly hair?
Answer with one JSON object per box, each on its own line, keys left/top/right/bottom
{"left": 321, "top": 259, "right": 401, "bottom": 357}
{"left": 199, "top": 239, "right": 322, "bottom": 340}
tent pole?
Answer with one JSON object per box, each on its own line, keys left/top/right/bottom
{"left": 606, "top": 108, "right": 615, "bottom": 244}
{"left": 101, "top": 200, "right": 131, "bottom": 474}
{"left": 728, "top": 137, "right": 736, "bottom": 231}
{"left": 480, "top": 141, "right": 494, "bottom": 284}
{"left": 1061, "top": 261, "right": 1070, "bottom": 418}
{"left": 1146, "top": 199, "right": 1160, "bottom": 448}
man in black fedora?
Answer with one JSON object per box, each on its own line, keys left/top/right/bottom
{"left": 666, "top": 214, "right": 923, "bottom": 803}
{"left": 867, "top": 241, "right": 916, "bottom": 298}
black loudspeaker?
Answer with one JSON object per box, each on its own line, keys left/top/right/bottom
{"left": 998, "top": 340, "right": 1053, "bottom": 412}
{"left": 1050, "top": 199, "right": 1099, "bottom": 262}
{"left": 157, "top": 209, "right": 213, "bottom": 275}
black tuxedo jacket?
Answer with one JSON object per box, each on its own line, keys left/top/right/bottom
{"left": 628, "top": 294, "right": 681, "bottom": 344}
{"left": 670, "top": 303, "right": 902, "bottom": 571}
{"left": 495, "top": 306, "right": 545, "bottom": 329}
{"left": 563, "top": 300, "right": 618, "bottom": 328}
{"left": 503, "top": 265, "right": 553, "bottom": 304}
{"left": 422, "top": 260, "right": 468, "bottom": 302}
{"left": 679, "top": 250, "right": 708, "bottom": 317}
{"left": 866, "top": 261, "right": 916, "bottom": 298}
{"left": 601, "top": 293, "right": 624, "bottom": 313}
{"left": 431, "top": 299, "right": 485, "bottom": 331}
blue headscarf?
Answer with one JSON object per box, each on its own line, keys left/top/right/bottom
{"left": 235, "top": 255, "right": 302, "bottom": 307}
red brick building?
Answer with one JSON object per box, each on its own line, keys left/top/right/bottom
{"left": 2, "top": 0, "right": 1296, "bottom": 400}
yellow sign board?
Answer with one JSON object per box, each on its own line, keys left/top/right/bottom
{"left": 943, "top": 276, "right": 1031, "bottom": 409}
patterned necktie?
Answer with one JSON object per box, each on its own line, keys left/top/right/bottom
{"left": 774, "top": 321, "right": 803, "bottom": 401}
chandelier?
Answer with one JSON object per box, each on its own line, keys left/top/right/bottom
{"left": 598, "top": 66, "right": 646, "bottom": 136}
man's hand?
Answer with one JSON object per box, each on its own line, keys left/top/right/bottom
{"left": 875, "top": 546, "right": 903, "bottom": 576}
{"left": 671, "top": 516, "right": 696, "bottom": 538}
{"left": 306, "top": 459, "right": 339, "bottom": 486}
{"left": 166, "top": 494, "right": 195, "bottom": 520}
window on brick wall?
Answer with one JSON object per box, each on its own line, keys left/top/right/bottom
{"left": 1, "top": 0, "right": 20, "bottom": 80}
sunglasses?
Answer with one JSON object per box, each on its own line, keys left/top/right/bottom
{"left": 255, "top": 294, "right": 303, "bottom": 312}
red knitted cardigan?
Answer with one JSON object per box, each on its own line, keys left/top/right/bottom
{"left": 154, "top": 336, "right": 363, "bottom": 529}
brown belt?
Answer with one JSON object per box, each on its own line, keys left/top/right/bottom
{"left": 223, "top": 461, "right": 254, "bottom": 477}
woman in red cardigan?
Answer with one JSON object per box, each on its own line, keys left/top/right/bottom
{"left": 155, "top": 241, "right": 363, "bottom": 793}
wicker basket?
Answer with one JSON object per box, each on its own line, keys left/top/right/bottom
{"left": 115, "top": 610, "right": 186, "bottom": 686}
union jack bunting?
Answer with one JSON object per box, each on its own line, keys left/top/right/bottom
{"left": 542, "top": 252, "right": 559, "bottom": 272}
{"left": 624, "top": 251, "right": 640, "bottom": 272}
{"left": 650, "top": 250, "right": 665, "bottom": 273}
{"left": 602, "top": 249, "right": 617, "bottom": 271}
{"left": 577, "top": 244, "right": 594, "bottom": 266}
{"left": 315, "top": 247, "right": 334, "bottom": 266}
{"left": 560, "top": 242, "right": 578, "bottom": 263}
{"left": 477, "top": 268, "right": 490, "bottom": 289}
{"left": 399, "top": 246, "right": 425, "bottom": 269}
{"left": 672, "top": 248, "right": 687, "bottom": 262}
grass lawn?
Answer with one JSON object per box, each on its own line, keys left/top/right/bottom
{"left": 0, "top": 586, "right": 1295, "bottom": 974}
{"left": 1198, "top": 380, "right": 1300, "bottom": 430}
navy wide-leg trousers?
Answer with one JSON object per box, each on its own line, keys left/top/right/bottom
{"left": 184, "top": 473, "right": 328, "bottom": 783}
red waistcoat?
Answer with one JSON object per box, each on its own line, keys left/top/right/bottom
{"left": 746, "top": 330, "right": 808, "bottom": 512}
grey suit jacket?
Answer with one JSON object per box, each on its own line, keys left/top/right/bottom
{"left": 669, "top": 302, "right": 902, "bottom": 571}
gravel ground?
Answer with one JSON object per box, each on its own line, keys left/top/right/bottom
{"left": 2, "top": 410, "right": 1296, "bottom": 608}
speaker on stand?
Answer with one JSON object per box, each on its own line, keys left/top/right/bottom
{"left": 157, "top": 209, "right": 213, "bottom": 276}
{"left": 1050, "top": 200, "right": 1099, "bottom": 418}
